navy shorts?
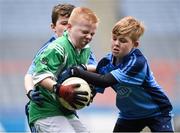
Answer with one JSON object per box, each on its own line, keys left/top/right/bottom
{"left": 113, "top": 114, "right": 174, "bottom": 132}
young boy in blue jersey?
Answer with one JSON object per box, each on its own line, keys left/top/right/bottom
{"left": 61, "top": 16, "right": 174, "bottom": 132}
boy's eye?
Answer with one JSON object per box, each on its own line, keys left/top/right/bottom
{"left": 82, "top": 30, "right": 89, "bottom": 34}
{"left": 112, "top": 37, "right": 117, "bottom": 41}
{"left": 60, "top": 21, "right": 68, "bottom": 25}
{"left": 119, "top": 38, "right": 127, "bottom": 43}
{"left": 91, "top": 32, "right": 95, "bottom": 36}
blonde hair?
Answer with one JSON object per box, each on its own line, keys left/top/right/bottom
{"left": 112, "top": 16, "right": 145, "bottom": 42}
{"left": 68, "top": 7, "right": 99, "bottom": 25}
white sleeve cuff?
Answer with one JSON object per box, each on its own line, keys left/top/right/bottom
{"left": 32, "top": 72, "right": 55, "bottom": 85}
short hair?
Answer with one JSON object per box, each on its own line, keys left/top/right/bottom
{"left": 112, "top": 16, "right": 145, "bottom": 42}
{"left": 68, "top": 7, "right": 99, "bottom": 25}
{"left": 51, "top": 3, "right": 75, "bottom": 25}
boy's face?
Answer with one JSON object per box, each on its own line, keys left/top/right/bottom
{"left": 51, "top": 16, "right": 69, "bottom": 37}
{"left": 111, "top": 34, "right": 138, "bottom": 58}
{"left": 68, "top": 19, "right": 97, "bottom": 49}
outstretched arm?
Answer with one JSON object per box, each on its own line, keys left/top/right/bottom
{"left": 73, "top": 68, "right": 118, "bottom": 87}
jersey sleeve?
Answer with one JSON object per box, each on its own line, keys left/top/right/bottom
{"left": 88, "top": 50, "right": 97, "bottom": 65}
{"left": 26, "top": 62, "right": 35, "bottom": 75}
{"left": 32, "top": 44, "right": 64, "bottom": 85}
{"left": 26, "top": 37, "right": 56, "bottom": 75}
{"left": 95, "top": 87, "right": 106, "bottom": 93}
{"left": 111, "top": 54, "right": 147, "bottom": 86}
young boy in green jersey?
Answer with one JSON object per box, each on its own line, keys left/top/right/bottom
{"left": 28, "top": 7, "right": 99, "bottom": 132}
{"left": 25, "top": 3, "right": 97, "bottom": 106}
{"left": 25, "top": 4, "right": 97, "bottom": 132}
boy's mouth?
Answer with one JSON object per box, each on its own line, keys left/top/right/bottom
{"left": 113, "top": 47, "right": 120, "bottom": 52}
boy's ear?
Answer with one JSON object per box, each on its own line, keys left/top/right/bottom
{"left": 51, "top": 23, "right": 56, "bottom": 31}
{"left": 134, "top": 41, "right": 139, "bottom": 47}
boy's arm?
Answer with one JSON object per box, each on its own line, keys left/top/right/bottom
{"left": 60, "top": 67, "right": 118, "bottom": 88}
{"left": 86, "top": 64, "right": 96, "bottom": 72}
{"left": 25, "top": 73, "right": 44, "bottom": 106}
{"left": 24, "top": 74, "right": 34, "bottom": 94}
{"left": 38, "top": 77, "right": 56, "bottom": 91}
{"left": 88, "top": 50, "right": 97, "bottom": 65}
{"left": 24, "top": 61, "right": 46, "bottom": 104}
{"left": 24, "top": 62, "right": 36, "bottom": 93}
{"left": 39, "top": 76, "right": 89, "bottom": 108}
{"left": 73, "top": 68, "right": 118, "bottom": 87}
{"left": 87, "top": 50, "right": 97, "bottom": 72}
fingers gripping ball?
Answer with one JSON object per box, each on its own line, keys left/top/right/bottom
{"left": 59, "top": 77, "right": 91, "bottom": 111}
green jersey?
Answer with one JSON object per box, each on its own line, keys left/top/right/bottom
{"left": 29, "top": 31, "right": 91, "bottom": 124}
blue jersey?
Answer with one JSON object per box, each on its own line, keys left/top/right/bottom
{"left": 27, "top": 36, "right": 56, "bottom": 74}
{"left": 88, "top": 51, "right": 97, "bottom": 65}
{"left": 27, "top": 35, "right": 97, "bottom": 74}
{"left": 98, "top": 48, "right": 172, "bottom": 119}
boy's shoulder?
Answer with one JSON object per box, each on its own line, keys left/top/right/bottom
{"left": 129, "top": 48, "right": 146, "bottom": 60}
{"left": 122, "top": 48, "right": 147, "bottom": 66}
{"left": 104, "top": 52, "right": 113, "bottom": 60}
{"left": 133, "top": 48, "right": 143, "bottom": 56}
{"left": 50, "top": 35, "right": 67, "bottom": 48}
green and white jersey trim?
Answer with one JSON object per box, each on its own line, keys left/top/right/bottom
{"left": 33, "top": 71, "right": 55, "bottom": 85}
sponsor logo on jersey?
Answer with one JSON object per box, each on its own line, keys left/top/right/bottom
{"left": 116, "top": 87, "right": 132, "bottom": 98}
{"left": 41, "top": 57, "right": 48, "bottom": 65}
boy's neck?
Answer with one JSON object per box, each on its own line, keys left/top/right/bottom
{"left": 67, "top": 33, "right": 81, "bottom": 52}
{"left": 112, "top": 56, "right": 122, "bottom": 66}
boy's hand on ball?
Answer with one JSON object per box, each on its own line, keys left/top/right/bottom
{"left": 53, "top": 83, "right": 89, "bottom": 108}
{"left": 87, "top": 84, "right": 97, "bottom": 106}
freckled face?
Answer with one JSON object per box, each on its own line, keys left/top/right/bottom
{"left": 68, "top": 19, "right": 98, "bottom": 49}
{"left": 111, "top": 34, "right": 136, "bottom": 58}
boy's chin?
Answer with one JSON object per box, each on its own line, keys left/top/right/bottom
{"left": 76, "top": 44, "right": 86, "bottom": 49}
{"left": 112, "top": 52, "right": 119, "bottom": 57}
{"left": 81, "top": 42, "right": 88, "bottom": 48}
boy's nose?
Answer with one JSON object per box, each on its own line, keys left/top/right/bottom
{"left": 64, "top": 25, "right": 69, "bottom": 30}
{"left": 114, "top": 40, "right": 120, "bottom": 46}
{"left": 86, "top": 34, "right": 92, "bottom": 39}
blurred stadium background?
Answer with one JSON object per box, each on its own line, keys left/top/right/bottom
{"left": 0, "top": 0, "right": 180, "bottom": 132}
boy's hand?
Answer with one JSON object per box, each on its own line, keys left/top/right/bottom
{"left": 76, "top": 64, "right": 87, "bottom": 70}
{"left": 87, "top": 84, "right": 97, "bottom": 106}
{"left": 57, "top": 68, "right": 74, "bottom": 84}
{"left": 26, "top": 89, "right": 44, "bottom": 106}
{"left": 57, "top": 64, "right": 87, "bottom": 84}
{"left": 53, "top": 83, "right": 89, "bottom": 109}
{"left": 96, "top": 57, "right": 110, "bottom": 72}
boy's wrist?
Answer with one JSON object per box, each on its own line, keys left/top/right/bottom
{"left": 26, "top": 90, "right": 33, "bottom": 100}
{"left": 53, "top": 84, "right": 60, "bottom": 95}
